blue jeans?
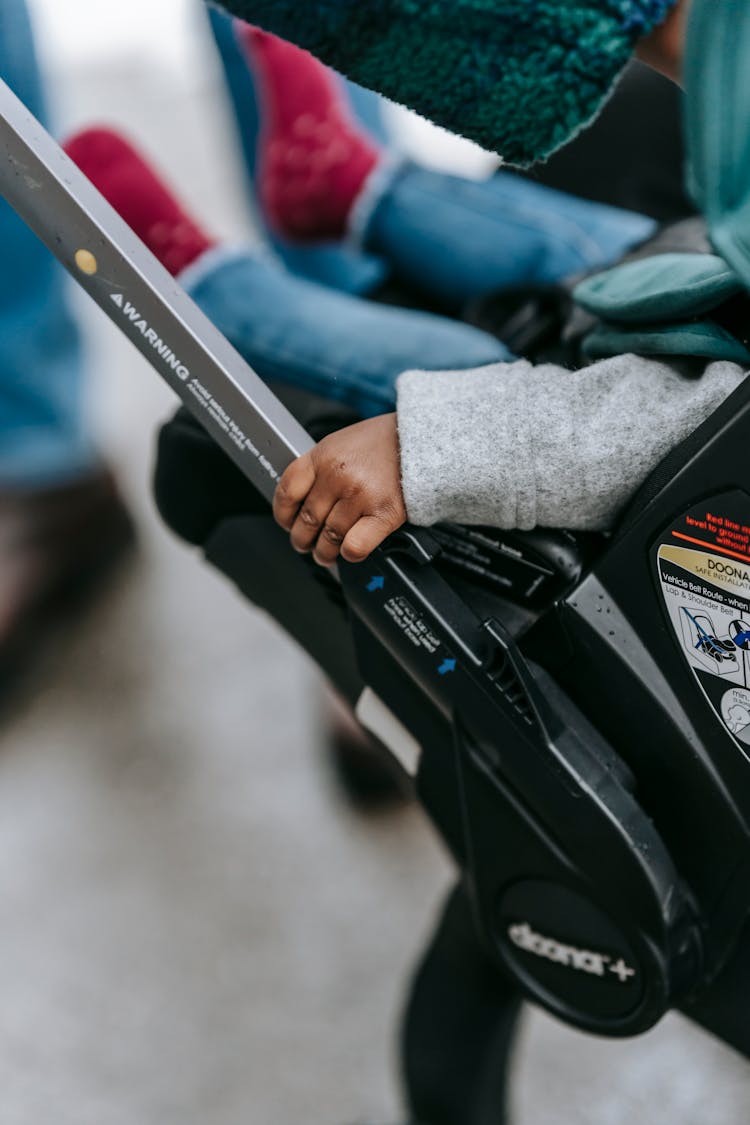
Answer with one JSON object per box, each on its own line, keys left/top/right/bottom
{"left": 181, "top": 247, "right": 510, "bottom": 420}
{"left": 182, "top": 161, "right": 654, "bottom": 415}
{"left": 191, "top": 17, "right": 655, "bottom": 416}
{"left": 360, "top": 164, "right": 654, "bottom": 311}
{"left": 0, "top": 0, "right": 93, "bottom": 486}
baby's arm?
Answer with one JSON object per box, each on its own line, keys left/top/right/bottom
{"left": 396, "top": 355, "right": 746, "bottom": 531}
{"left": 273, "top": 355, "right": 746, "bottom": 564}
{"left": 273, "top": 412, "right": 405, "bottom": 568}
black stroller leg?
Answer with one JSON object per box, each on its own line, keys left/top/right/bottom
{"left": 679, "top": 917, "right": 750, "bottom": 1058}
{"left": 402, "top": 883, "right": 522, "bottom": 1125}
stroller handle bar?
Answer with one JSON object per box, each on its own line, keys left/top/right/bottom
{"left": 0, "top": 78, "right": 313, "bottom": 504}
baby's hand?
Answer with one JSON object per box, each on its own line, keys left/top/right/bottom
{"left": 273, "top": 413, "right": 406, "bottom": 567}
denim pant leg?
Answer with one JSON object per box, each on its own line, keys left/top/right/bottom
{"left": 360, "top": 164, "right": 657, "bottom": 312}
{"left": 181, "top": 248, "right": 510, "bottom": 419}
{"left": 342, "top": 79, "right": 388, "bottom": 144}
{"left": 207, "top": 6, "right": 388, "bottom": 297}
{"left": 0, "top": 0, "right": 94, "bottom": 487}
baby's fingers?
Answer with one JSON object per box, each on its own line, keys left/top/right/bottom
{"left": 311, "top": 498, "right": 362, "bottom": 567}
{"left": 273, "top": 454, "right": 316, "bottom": 531}
{"left": 341, "top": 512, "right": 403, "bottom": 564}
{"left": 290, "top": 483, "right": 337, "bottom": 554}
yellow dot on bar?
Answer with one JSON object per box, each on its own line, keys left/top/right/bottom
{"left": 75, "top": 249, "right": 98, "bottom": 275}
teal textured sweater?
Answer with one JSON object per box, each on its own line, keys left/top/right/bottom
{"left": 217, "top": 1, "right": 677, "bottom": 164}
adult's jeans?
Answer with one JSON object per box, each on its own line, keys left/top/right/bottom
{"left": 0, "top": 0, "right": 93, "bottom": 486}
{"left": 209, "top": 6, "right": 655, "bottom": 312}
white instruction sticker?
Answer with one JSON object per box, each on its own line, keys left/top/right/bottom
{"left": 656, "top": 492, "right": 750, "bottom": 754}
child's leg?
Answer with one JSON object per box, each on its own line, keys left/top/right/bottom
{"left": 360, "top": 166, "right": 657, "bottom": 312}
{"left": 241, "top": 26, "right": 379, "bottom": 244}
{"left": 181, "top": 249, "right": 509, "bottom": 418}
{"left": 228, "top": 22, "right": 655, "bottom": 311}
{"left": 207, "top": 8, "right": 388, "bottom": 296}
{"left": 66, "top": 129, "right": 510, "bottom": 420}
{"left": 340, "top": 79, "right": 388, "bottom": 146}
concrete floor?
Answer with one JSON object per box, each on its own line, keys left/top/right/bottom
{"left": 1, "top": 32, "right": 749, "bottom": 1125}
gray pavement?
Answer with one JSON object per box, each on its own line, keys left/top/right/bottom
{"left": 0, "top": 41, "right": 748, "bottom": 1125}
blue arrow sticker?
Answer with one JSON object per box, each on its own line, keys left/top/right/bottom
{"left": 367, "top": 576, "right": 385, "bottom": 592}
{"left": 438, "top": 658, "right": 457, "bottom": 676}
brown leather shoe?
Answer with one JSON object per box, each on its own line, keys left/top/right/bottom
{"left": 0, "top": 468, "right": 135, "bottom": 689}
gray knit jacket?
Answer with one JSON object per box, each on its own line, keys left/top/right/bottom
{"left": 396, "top": 354, "right": 745, "bottom": 531}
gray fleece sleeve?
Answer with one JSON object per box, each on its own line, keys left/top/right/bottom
{"left": 396, "top": 355, "right": 746, "bottom": 531}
